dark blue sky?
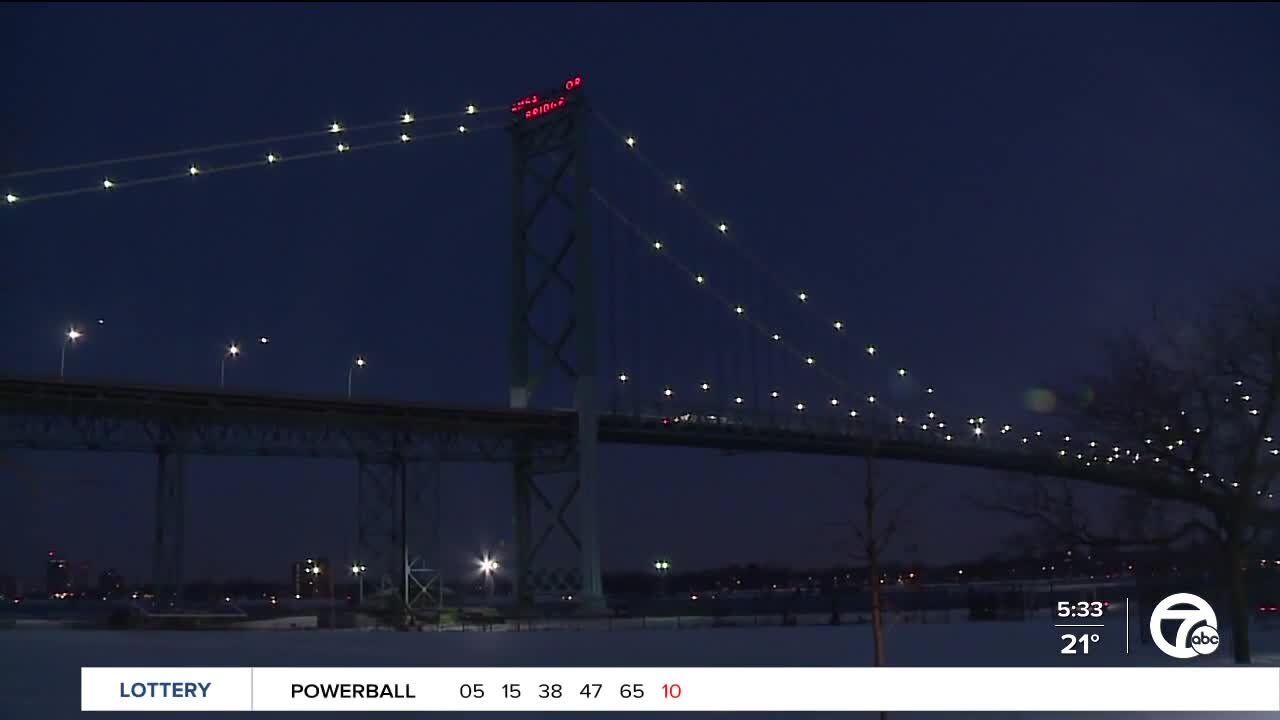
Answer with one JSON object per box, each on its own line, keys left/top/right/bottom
{"left": 3, "top": 3, "right": 1279, "bottom": 586}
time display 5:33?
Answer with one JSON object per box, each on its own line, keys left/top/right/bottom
{"left": 1057, "top": 601, "right": 1105, "bottom": 618}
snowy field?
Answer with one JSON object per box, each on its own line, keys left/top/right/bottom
{"left": 2, "top": 621, "right": 1278, "bottom": 718}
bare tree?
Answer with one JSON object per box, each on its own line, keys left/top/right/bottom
{"left": 1047, "top": 286, "right": 1280, "bottom": 663}
{"left": 835, "top": 448, "right": 924, "bottom": 673}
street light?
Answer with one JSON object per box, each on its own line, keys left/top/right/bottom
{"left": 351, "top": 563, "right": 367, "bottom": 606}
{"left": 60, "top": 327, "right": 83, "bottom": 379}
{"left": 347, "top": 356, "right": 367, "bottom": 399}
{"left": 310, "top": 564, "right": 335, "bottom": 628}
{"left": 220, "top": 343, "right": 240, "bottom": 388}
{"left": 653, "top": 558, "right": 671, "bottom": 596}
{"left": 479, "top": 556, "right": 499, "bottom": 602}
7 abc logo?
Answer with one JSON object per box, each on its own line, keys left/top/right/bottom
{"left": 1150, "top": 593, "right": 1220, "bottom": 659}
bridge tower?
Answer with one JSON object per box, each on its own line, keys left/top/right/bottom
{"left": 509, "top": 81, "right": 603, "bottom": 611}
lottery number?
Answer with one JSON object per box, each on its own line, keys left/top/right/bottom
{"left": 539, "top": 684, "right": 562, "bottom": 699}
{"left": 580, "top": 683, "right": 601, "bottom": 698}
{"left": 502, "top": 684, "right": 521, "bottom": 699}
{"left": 620, "top": 683, "right": 645, "bottom": 699}
{"left": 459, "top": 683, "right": 485, "bottom": 699}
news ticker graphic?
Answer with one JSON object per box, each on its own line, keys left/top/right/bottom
{"left": 83, "top": 666, "right": 1280, "bottom": 712}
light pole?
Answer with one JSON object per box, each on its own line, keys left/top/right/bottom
{"left": 479, "top": 556, "right": 499, "bottom": 603}
{"left": 654, "top": 558, "right": 671, "bottom": 596}
{"left": 311, "top": 564, "right": 334, "bottom": 628}
{"left": 60, "top": 327, "right": 83, "bottom": 378}
{"left": 351, "top": 563, "right": 367, "bottom": 606}
{"left": 220, "top": 343, "right": 240, "bottom": 388}
{"left": 347, "top": 356, "right": 367, "bottom": 399}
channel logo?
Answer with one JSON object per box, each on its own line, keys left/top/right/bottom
{"left": 1150, "top": 592, "right": 1219, "bottom": 659}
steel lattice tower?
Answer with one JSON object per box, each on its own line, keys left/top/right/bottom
{"left": 509, "top": 84, "right": 603, "bottom": 610}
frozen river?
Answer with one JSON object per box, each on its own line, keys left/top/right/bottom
{"left": 2, "top": 620, "right": 1278, "bottom": 718}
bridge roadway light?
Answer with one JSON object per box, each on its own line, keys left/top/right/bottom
{"left": 60, "top": 327, "right": 83, "bottom": 378}
{"left": 347, "top": 355, "right": 367, "bottom": 398}
{"left": 220, "top": 343, "right": 240, "bottom": 388}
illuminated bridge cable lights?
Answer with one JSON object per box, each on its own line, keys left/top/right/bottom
{"left": 594, "top": 186, "right": 873, "bottom": 408}
{"left": 596, "top": 109, "right": 1034, "bottom": 439}
{"left": 0, "top": 103, "right": 507, "bottom": 187}
{"left": 4, "top": 123, "right": 504, "bottom": 205}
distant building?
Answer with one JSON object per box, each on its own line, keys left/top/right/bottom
{"left": 0, "top": 574, "right": 17, "bottom": 599}
{"left": 45, "top": 552, "right": 71, "bottom": 596}
{"left": 291, "top": 558, "right": 331, "bottom": 598}
{"left": 98, "top": 569, "right": 126, "bottom": 596}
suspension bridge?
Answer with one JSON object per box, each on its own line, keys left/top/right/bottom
{"left": 2, "top": 75, "right": 1273, "bottom": 613}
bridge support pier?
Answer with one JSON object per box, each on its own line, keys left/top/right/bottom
{"left": 356, "top": 453, "right": 441, "bottom": 619}
{"left": 152, "top": 447, "right": 185, "bottom": 607}
{"left": 510, "top": 88, "right": 604, "bottom": 612}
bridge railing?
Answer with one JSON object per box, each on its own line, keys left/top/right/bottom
{"left": 601, "top": 400, "right": 1045, "bottom": 454}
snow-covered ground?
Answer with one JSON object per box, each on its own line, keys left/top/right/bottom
{"left": 2, "top": 620, "right": 1277, "bottom": 718}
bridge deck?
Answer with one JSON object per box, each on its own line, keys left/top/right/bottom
{"left": 0, "top": 377, "right": 1179, "bottom": 495}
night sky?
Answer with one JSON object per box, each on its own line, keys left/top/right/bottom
{"left": 3, "top": 3, "right": 1279, "bottom": 587}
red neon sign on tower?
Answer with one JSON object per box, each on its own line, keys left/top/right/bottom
{"left": 511, "top": 75, "right": 583, "bottom": 120}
